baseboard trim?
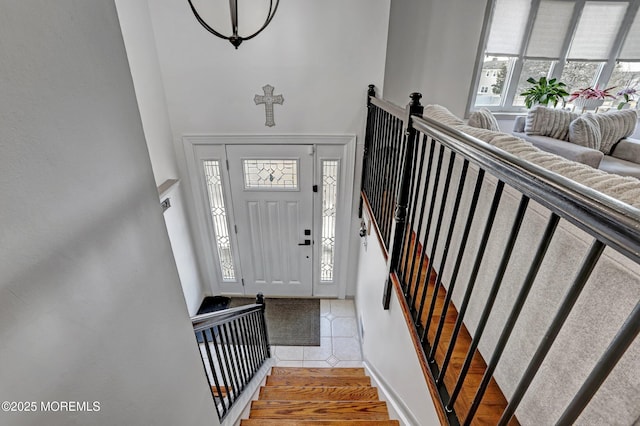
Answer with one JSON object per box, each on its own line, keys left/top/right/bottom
{"left": 363, "top": 360, "right": 421, "bottom": 426}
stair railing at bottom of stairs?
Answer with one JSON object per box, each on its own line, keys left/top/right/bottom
{"left": 191, "top": 293, "right": 270, "bottom": 422}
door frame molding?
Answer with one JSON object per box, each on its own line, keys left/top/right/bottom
{"left": 183, "top": 134, "right": 356, "bottom": 299}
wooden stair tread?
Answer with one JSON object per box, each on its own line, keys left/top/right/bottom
{"left": 270, "top": 367, "right": 366, "bottom": 377}
{"left": 241, "top": 420, "right": 400, "bottom": 425}
{"left": 248, "top": 400, "right": 390, "bottom": 420}
{"left": 259, "top": 386, "right": 379, "bottom": 401}
{"left": 265, "top": 375, "right": 371, "bottom": 387}
{"left": 245, "top": 368, "right": 395, "bottom": 424}
{"left": 210, "top": 385, "right": 231, "bottom": 398}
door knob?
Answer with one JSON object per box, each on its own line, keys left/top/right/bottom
{"left": 298, "top": 239, "right": 311, "bottom": 246}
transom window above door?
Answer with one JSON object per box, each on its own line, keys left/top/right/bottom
{"left": 472, "top": 0, "right": 640, "bottom": 112}
{"left": 242, "top": 159, "right": 298, "bottom": 190}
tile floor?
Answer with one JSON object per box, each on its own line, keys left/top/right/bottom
{"left": 271, "top": 299, "right": 363, "bottom": 368}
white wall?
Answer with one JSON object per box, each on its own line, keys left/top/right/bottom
{"left": 148, "top": 0, "right": 390, "bottom": 137}
{"left": 144, "top": 0, "right": 391, "bottom": 296}
{"left": 115, "top": 0, "right": 178, "bottom": 186}
{"left": 355, "top": 211, "right": 441, "bottom": 425}
{"left": 0, "top": 1, "right": 216, "bottom": 424}
{"left": 160, "top": 182, "right": 205, "bottom": 315}
{"left": 116, "top": 0, "right": 206, "bottom": 315}
{"left": 383, "top": 0, "right": 488, "bottom": 117}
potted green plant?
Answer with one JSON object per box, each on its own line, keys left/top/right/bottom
{"left": 568, "top": 84, "right": 615, "bottom": 112}
{"left": 520, "top": 77, "right": 569, "bottom": 108}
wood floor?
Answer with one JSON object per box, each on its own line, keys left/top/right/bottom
{"left": 400, "top": 230, "right": 519, "bottom": 425}
{"left": 241, "top": 367, "right": 399, "bottom": 425}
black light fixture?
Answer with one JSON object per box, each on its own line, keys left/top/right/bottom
{"left": 187, "top": 0, "right": 280, "bottom": 49}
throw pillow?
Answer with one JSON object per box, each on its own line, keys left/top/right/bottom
{"left": 423, "top": 105, "right": 465, "bottom": 127}
{"left": 590, "top": 109, "right": 638, "bottom": 155}
{"left": 569, "top": 114, "right": 601, "bottom": 150}
{"left": 525, "top": 105, "right": 579, "bottom": 141}
{"left": 468, "top": 108, "right": 500, "bottom": 131}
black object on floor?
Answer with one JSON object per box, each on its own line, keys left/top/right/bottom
{"left": 195, "top": 296, "right": 231, "bottom": 343}
{"left": 197, "top": 296, "right": 231, "bottom": 315}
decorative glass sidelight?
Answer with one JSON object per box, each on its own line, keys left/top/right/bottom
{"left": 321, "top": 160, "right": 339, "bottom": 281}
{"left": 242, "top": 159, "right": 298, "bottom": 189}
{"left": 203, "top": 160, "right": 235, "bottom": 281}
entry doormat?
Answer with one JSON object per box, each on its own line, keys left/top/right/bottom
{"left": 229, "top": 297, "right": 320, "bottom": 346}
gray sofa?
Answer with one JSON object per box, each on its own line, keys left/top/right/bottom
{"left": 513, "top": 115, "right": 640, "bottom": 178}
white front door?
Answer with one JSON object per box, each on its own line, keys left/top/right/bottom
{"left": 226, "top": 145, "right": 314, "bottom": 296}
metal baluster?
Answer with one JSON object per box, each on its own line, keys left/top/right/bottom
{"left": 200, "top": 330, "right": 226, "bottom": 418}
{"left": 438, "top": 180, "right": 504, "bottom": 386}
{"left": 426, "top": 159, "right": 469, "bottom": 359}
{"left": 497, "top": 240, "right": 606, "bottom": 426}
{"left": 250, "top": 310, "right": 265, "bottom": 362}
{"left": 365, "top": 106, "right": 377, "bottom": 211}
{"left": 391, "top": 120, "right": 409, "bottom": 247}
{"left": 380, "top": 112, "right": 392, "bottom": 243}
{"left": 556, "top": 302, "right": 640, "bottom": 425}
{"left": 210, "top": 325, "right": 234, "bottom": 406}
{"left": 376, "top": 110, "right": 391, "bottom": 230}
{"left": 383, "top": 116, "right": 400, "bottom": 244}
{"left": 244, "top": 314, "right": 260, "bottom": 375}
{"left": 368, "top": 107, "right": 380, "bottom": 215}
{"left": 410, "top": 144, "right": 445, "bottom": 321}
{"left": 364, "top": 105, "right": 377, "bottom": 200}
{"left": 237, "top": 316, "right": 254, "bottom": 377}
{"left": 388, "top": 117, "right": 405, "bottom": 246}
{"left": 418, "top": 149, "right": 457, "bottom": 337}
{"left": 405, "top": 138, "right": 437, "bottom": 306}
{"left": 229, "top": 320, "right": 249, "bottom": 388}
{"left": 446, "top": 195, "right": 529, "bottom": 412}
{"left": 220, "top": 323, "right": 241, "bottom": 400}
{"left": 389, "top": 116, "right": 408, "bottom": 247}
{"left": 244, "top": 314, "right": 258, "bottom": 375}
{"left": 401, "top": 132, "right": 429, "bottom": 288}
{"left": 249, "top": 312, "right": 264, "bottom": 371}
{"left": 464, "top": 213, "right": 560, "bottom": 425}
{"left": 374, "top": 109, "right": 387, "bottom": 226}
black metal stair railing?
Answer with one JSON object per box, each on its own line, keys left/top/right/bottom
{"left": 360, "top": 84, "right": 409, "bottom": 253}
{"left": 191, "top": 294, "right": 270, "bottom": 422}
{"left": 360, "top": 85, "right": 640, "bottom": 425}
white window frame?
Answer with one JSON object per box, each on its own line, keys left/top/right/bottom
{"left": 468, "top": 0, "right": 640, "bottom": 115}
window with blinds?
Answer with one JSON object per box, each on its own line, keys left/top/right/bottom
{"left": 473, "top": 0, "right": 640, "bottom": 111}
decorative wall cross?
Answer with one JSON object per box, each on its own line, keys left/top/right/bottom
{"left": 254, "top": 84, "right": 284, "bottom": 127}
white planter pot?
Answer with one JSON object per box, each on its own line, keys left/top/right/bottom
{"left": 572, "top": 98, "right": 604, "bottom": 111}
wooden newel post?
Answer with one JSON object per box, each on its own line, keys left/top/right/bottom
{"left": 382, "top": 92, "right": 423, "bottom": 310}
{"left": 359, "top": 84, "right": 377, "bottom": 218}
